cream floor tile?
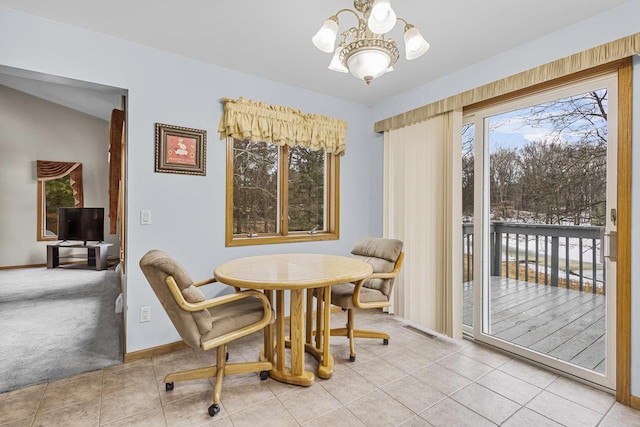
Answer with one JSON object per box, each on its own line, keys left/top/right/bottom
{"left": 601, "top": 402, "right": 640, "bottom": 426}
{"left": 6, "top": 310, "right": 640, "bottom": 427}
{"left": 151, "top": 349, "right": 207, "bottom": 381}
{"left": 526, "top": 390, "right": 604, "bottom": 427}
{"left": 411, "top": 363, "right": 472, "bottom": 395}
{"left": 302, "top": 407, "right": 367, "bottom": 427}
{"left": 38, "top": 371, "right": 103, "bottom": 412}
{"left": 163, "top": 390, "right": 227, "bottom": 427}
{"left": 263, "top": 377, "right": 298, "bottom": 397}
{"left": 545, "top": 376, "right": 615, "bottom": 414}
{"left": 398, "top": 416, "right": 434, "bottom": 426}
{"left": 379, "top": 347, "right": 435, "bottom": 374}
{"left": 100, "top": 408, "right": 167, "bottom": 427}
{"left": 459, "top": 343, "right": 512, "bottom": 368}
{"left": 102, "top": 361, "right": 157, "bottom": 396}
{"left": 279, "top": 383, "right": 341, "bottom": 425}
{"left": 419, "top": 397, "right": 496, "bottom": 427}
{"left": 318, "top": 364, "right": 377, "bottom": 404}
{"left": 0, "top": 384, "right": 46, "bottom": 425}
{"left": 598, "top": 417, "right": 633, "bottom": 427}
{"left": 498, "top": 358, "right": 558, "bottom": 388}
{"left": 450, "top": 383, "right": 520, "bottom": 425}
{"left": 408, "top": 339, "right": 459, "bottom": 363}
{"left": 436, "top": 353, "right": 494, "bottom": 381}
{"left": 502, "top": 407, "right": 563, "bottom": 427}
{"left": 218, "top": 375, "right": 274, "bottom": 415}
{"left": 158, "top": 378, "right": 213, "bottom": 406}
{"left": 331, "top": 342, "right": 378, "bottom": 365}
{"left": 350, "top": 357, "right": 408, "bottom": 388}
{"left": 357, "top": 339, "right": 402, "bottom": 358}
{"left": 382, "top": 375, "right": 446, "bottom": 413}
{"left": 0, "top": 418, "right": 33, "bottom": 427}
{"left": 32, "top": 397, "right": 100, "bottom": 427}
{"left": 229, "top": 398, "right": 298, "bottom": 427}
{"left": 99, "top": 383, "right": 162, "bottom": 425}
{"left": 346, "top": 389, "right": 415, "bottom": 427}
{"left": 476, "top": 369, "right": 541, "bottom": 405}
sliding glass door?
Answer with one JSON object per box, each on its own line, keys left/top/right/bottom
{"left": 462, "top": 73, "right": 618, "bottom": 389}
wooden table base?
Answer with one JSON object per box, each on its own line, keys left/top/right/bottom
{"left": 264, "top": 286, "right": 334, "bottom": 386}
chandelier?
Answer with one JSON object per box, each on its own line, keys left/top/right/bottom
{"left": 312, "top": 0, "right": 430, "bottom": 85}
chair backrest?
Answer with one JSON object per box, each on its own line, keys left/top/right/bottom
{"left": 351, "top": 237, "right": 404, "bottom": 297}
{"left": 139, "top": 249, "right": 212, "bottom": 349}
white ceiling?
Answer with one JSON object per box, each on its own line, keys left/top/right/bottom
{"left": 0, "top": 0, "right": 630, "bottom": 106}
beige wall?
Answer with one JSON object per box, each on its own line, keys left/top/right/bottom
{"left": 0, "top": 84, "right": 117, "bottom": 267}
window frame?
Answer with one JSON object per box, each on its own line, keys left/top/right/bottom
{"left": 37, "top": 178, "right": 77, "bottom": 241}
{"left": 225, "top": 137, "right": 340, "bottom": 246}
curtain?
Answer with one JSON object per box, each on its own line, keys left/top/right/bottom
{"left": 384, "top": 111, "right": 462, "bottom": 338}
{"left": 108, "top": 109, "right": 125, "bottom": 235}
{"left": 218, "top": 97, "right": 348, "bottom": 155}
{"left": 375, "top": 32, "right": 639, "bottom": 133}
{"left": 36, "top": 160, "right": 84, "bottom": 207}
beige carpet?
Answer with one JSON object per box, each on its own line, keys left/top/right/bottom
{"left": 0, "top": 265, "right": 122, "bottom": 393}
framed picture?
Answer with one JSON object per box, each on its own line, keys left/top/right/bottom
{"left": 155, "top": 123, "right": 207, "bottom": 176}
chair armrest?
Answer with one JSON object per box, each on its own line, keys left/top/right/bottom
{"left": 165, "top": 276, "right": 271, "bottom": 314}
{"left": 351, "top": 252, "right": 404, "bottom": 309}
{"left": 192, "top": 277, "right": 218, "bottom": 287}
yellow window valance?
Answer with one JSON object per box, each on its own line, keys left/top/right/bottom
{"left": 218, "top": 97, "right": 348, "bottom": 155}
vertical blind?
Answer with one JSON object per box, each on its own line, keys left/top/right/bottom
{"left": 384, "top": 112, "right": 462, "bottom": 338}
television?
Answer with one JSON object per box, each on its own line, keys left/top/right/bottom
{"left": 57, "top": 207, "right": 105, "bottom": 243}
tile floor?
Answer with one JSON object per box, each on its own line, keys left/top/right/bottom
{"left": 2, "top": 309, "right": 640, "bottom": 426}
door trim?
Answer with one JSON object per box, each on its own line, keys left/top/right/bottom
{"left": 615, "top": 58, "right": 632, "bottom": 405}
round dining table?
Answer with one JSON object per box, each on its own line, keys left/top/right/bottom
{"left": 214, "top": 253, "right": 373, "bottom": 386}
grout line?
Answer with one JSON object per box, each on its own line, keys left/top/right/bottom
{"left": 29, "top": 382, "right": 48, "bottom": 427}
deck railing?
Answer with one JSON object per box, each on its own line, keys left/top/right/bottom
{"left": 462, "top": 222, "right": 605, "bottom": 294}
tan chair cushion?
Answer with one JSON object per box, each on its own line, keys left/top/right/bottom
{"left": 201, "top": 296, "right": 268, "bottom": 343}
{"left": 352, "top": 237, "right": 403, "bottom": 263}
{"left": 331, "top": 283, "right": 389, "bottom": 309}
{"left": 351, "top": 237, "right": 403, "bottom": 297}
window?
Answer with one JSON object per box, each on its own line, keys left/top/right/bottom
{"left": 226, "top": 138, "right": 339, "bottom": 246}
{"left": 36, "top": 160, "right": 83, "bottom": 241}
{"left": 37, "top": 175, "right": 76, "bottom": 240}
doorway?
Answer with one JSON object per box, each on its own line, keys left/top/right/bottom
{"left": 462, "top": 73, "right": 618, "bottom": 389}
{"left": 0, "top": 66, "right": 128, "bottom": 390}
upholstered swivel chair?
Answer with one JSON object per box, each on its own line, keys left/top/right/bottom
{"left": 139, "top": 249, "right": 273, "bottom": 417}
{"left": 328, "top": 237, "right": 404, "bottom": 361}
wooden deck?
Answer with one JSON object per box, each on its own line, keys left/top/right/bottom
{"left": 463, "top": 276, "right": 606, "bottom": 373}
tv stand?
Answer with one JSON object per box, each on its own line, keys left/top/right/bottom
{"left": 47, "top": 242, "right": 113, "bottom": 271}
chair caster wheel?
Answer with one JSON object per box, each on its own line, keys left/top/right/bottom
{"left": 165, "top": 382, "right": 174, "bottom": 391}
{"left": 208, "top": 404, "right": 220, "bottom": 417}
{"left": 260, "top": 370, "right": 269, "bottom": 380}
{"left": 349, "top": 355, "right": 356, "bottom": 362}
{"left": 383, "top": 338, "right": 389, "bottom": 345}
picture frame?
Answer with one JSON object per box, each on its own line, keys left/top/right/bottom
{"left": 154, "top": 123, "right": 207, "bottom": 176}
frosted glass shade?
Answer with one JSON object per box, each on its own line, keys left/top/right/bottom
{"left": 368, "top": 0, "right": 396, "bottom": 34}
{"left": 346, "top": 49, "right": 391, "bottom": 84}
{"left": 403, "top": 26, "right": 430, "bottom": 60}
{"left": 312, "top": 19, "right": 338, "bottom": 53}
{"left": 328, "top": 45, "right": 348, "bottom": 73}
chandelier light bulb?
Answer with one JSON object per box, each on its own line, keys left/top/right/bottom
{"left": 312, "top": 17, "right": 339, "bottom": 53}
{"left": 403, "top": 25, "right": 430, "bottom": 60}
{"left": 368, "top": 0, "right": 397, "bottom": 34}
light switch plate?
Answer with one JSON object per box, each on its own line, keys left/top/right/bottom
{"left": 140, "top": 209, "right": 151, "bottom": 225}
